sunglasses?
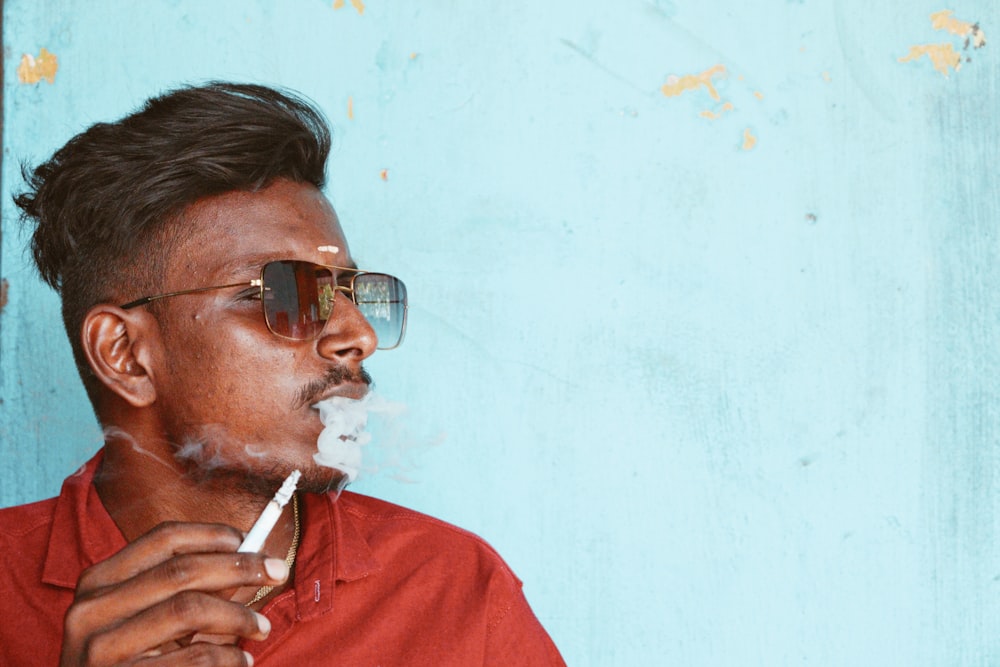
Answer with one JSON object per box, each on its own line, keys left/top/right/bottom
{"left": 120, "top": 260, "right": 408, "bottom": 349}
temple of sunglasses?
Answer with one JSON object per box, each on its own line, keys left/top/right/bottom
{"left": 120, "top": 260, "right": 407, "bottom": 349}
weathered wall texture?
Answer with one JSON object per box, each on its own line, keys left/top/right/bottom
{"left": 2, "top": 1, "right": 998, "bottom": 664}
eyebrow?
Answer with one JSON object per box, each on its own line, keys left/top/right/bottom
{"left": 217, "top": 254, "right": 361, "bottom": 276}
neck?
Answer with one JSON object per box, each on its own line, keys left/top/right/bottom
{"left": 94, "top": 429, "right": 298, "bottom": 564}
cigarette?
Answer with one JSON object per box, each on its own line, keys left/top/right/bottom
{"left": 237, "top": 469, "right": 301, "bottom": 553}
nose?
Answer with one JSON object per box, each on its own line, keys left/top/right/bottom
{"left": 316, "top": 292, "right": 378, "bottom": 362}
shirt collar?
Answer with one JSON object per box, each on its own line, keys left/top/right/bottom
{"left": 290, "top": 489, "right": 382, "bottom": 620}
{"left": 39, "top": 449, "right": 382, "bottom": 608}
{"left": 42, "top": 450, "right": 127, "bottom": 589}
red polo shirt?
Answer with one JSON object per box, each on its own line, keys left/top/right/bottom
{"left": 0, "top": 452, "right": 565, "bottom": 665}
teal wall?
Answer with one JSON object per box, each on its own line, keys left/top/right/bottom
{"left": 2, "top": 1, "right": 998, "bottom": 664}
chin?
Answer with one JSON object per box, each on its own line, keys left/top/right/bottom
{"left": 175, "top": 438, "right": 351, "bottom": 497}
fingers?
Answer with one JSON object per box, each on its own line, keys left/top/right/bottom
{"left": 79, "top": 552, "right": 288, "bottom": 624}
{"left": 81, "top": 593, "right": 268, "bottom": 665}
{"left": 78, "top": 522, "right": 245, "bottom": 595}
{"left": 60, "top": 523, "right": 288, "bottom": 666}
{"left": 134, "top": 643, "right": 254, "bottom": 666}
{"left": 64, "top": 555, "right": 287, "bottom": 660}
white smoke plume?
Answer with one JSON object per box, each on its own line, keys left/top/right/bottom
{"left": 312, "top": 392, "right": 409, "bottom": 483}
{"left": 103, "top": 425, "right": 175, "bottom": 471}
{"left": 173, "top": 424, "right": 236, "bottom": 472}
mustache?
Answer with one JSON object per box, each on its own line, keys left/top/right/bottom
{"left": 293, "top": 365, "right": 373, "bottom": 410}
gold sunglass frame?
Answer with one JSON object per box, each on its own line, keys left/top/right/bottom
{"left": 120, "top": 260, "right": 407, "bottom": 349}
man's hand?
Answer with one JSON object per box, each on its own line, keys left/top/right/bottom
{"left": 60, "top": 522, "right": 288, "bottom": 666}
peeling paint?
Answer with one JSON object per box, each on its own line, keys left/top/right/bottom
{"left": 899, "top": 43, "right": 962, "bottom": 76}
{"left": 661, "top": 64, "right": 726, "bottom": 101}
{"left": 929, "top": 9, "right": 986, "bottom": 50}
{"left": 699, "top": 101, "right": 735, "bottom": 120}
{"left": 17, "top": 47, "right": 58, "bottom": 84}
{"left": 931, "top": 10, "right": 978, "bottom": 41}
{"left": 347, "top": 96, "right": 354, "bottom": 119}
{"left": 969, "top": 25, "right": 987, "bottom": 49}
{"left": 741, "top": 128, "right": 757, "bottom": 151}
{"left": 333, "top": 0, "right": 365, "bottom": 15}
{"left": 900, "top": 10, "right": 986, "bottom": 76}
{"left": 928, "top": 9, "right": 986, "bottom": 48}
{"left": 380, "top": 169, "right": 388, "bottom": 181}
{"left": 0, "top": 279, "right": 8, "bottom": 313}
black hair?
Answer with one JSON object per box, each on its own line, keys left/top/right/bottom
{"left": 13, "top": 81, "right": 332, "bottom": 403}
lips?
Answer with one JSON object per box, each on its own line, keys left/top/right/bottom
{"left": 296, "top": 365, "right": 373, "bottom": 409}
{"left": 313, "top": 382, "right": 369, "bottom": 404}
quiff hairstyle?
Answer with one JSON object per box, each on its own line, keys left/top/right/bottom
{"left": 14, "top": 82, "right": 332, "bottom": 404}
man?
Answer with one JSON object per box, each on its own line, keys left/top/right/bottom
{"left": 0, "top": 83, "right": 564, "bottom": 666}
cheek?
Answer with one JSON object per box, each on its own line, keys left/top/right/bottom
{"left": 162, "top": 307, "right": 314, "bottom": 413}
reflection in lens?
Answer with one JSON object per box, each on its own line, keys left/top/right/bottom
{"left": 355, "top": 274, "right": 407, "bottom": 350}
{"left": 263, "top": 260, "right": 332, "bottom": 340}
{"left": 263, "top": 262, "right": 406, "bottom": 347}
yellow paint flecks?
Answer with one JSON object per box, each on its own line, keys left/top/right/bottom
{"left": 742, "top": 128, "right": 757, "bottom": 151}
{"left": 380, "top": 169, "right": 388, "bottom": 181}
{"left": 333, "top": 0, "right": 364, "bottom": 15}
{"left": 931, "top": 10, "right": 973, "bottom": 36}
{"left": 17, "top": 48, "right": 58, "bottom": 84}
{"left": 661, "top": 64, "right": 726, "bottom": 101}
{"left": 347, "top": 96, "right": 354, "bottom": 119}
{"left": 409, "top": 52, "right": 420, "bottom": 60}
{"left": 753, "top": 91, "right": 764, "bottom": 100}
{"left": 898, "top": 43, "right": 962, "bottom": 76}
{"left": 930, "top": 10, "right": 986, "bottom": 47}
{"left": 901, "top": 10, "right": 986, "bottom": 76}
{"left": 822, "top": 71, "right": 832, "bottom": 83}
{"left": 699, "top": 101, "right": 735, "bottom": 120}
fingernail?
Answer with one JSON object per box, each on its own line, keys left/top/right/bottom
{"left": 244, "top": 650, "right": 255, "bottom": 666}
{"left": 264, "top": 558, "right": 289, "bottom": 581}
{"left": 255, "top": 612, "right": 271, "bottom": 635}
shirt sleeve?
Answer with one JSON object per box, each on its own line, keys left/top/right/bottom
{"left": 484, "top": 581, "right": 566, "bottom": 666}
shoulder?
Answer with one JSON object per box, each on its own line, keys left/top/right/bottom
{"left": 0, "top": 496, "right": 58, "bottom": 541}
{"left": 0, "top": 496, "right": 58, "bottom": 583}
{"left": 335, "top": 491, "right": 522, "bottom": 583}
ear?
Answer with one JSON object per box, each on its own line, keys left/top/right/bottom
{"left": 81, "top": 305, "right": 159, "bottom": 408}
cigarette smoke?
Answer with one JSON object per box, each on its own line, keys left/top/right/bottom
{"left": 312, "top": 392, "right": 409, "bottom": 483}
{"left": 173, "top": 424, "right": 237, "bottom": 472}
{"left": 103, "top": 425, "right": 175, "bottom": 471}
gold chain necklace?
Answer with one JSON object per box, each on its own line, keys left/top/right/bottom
{"left": 246, "top": 493, "right": 300, "bottom": 606}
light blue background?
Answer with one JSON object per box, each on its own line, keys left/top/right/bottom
{"left": 2, "top": 1, "right": 999, "bottom": 664}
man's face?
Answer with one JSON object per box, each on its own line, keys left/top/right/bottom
{"left": 147, "top": 178, "right": 377, "bottom": 494}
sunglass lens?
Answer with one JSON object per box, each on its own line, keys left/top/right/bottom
{"left": 354, "top": 273, "right": 408, "bottom": 349}
{"left": 261, "top": 260, "right": 333, "bottom": 340}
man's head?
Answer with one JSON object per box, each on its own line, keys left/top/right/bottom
{"left": 15, "top": 83, "right": 390, "bottom": 494}
{"left": 15, "top": 82, "right": 331, "bottom": 405}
